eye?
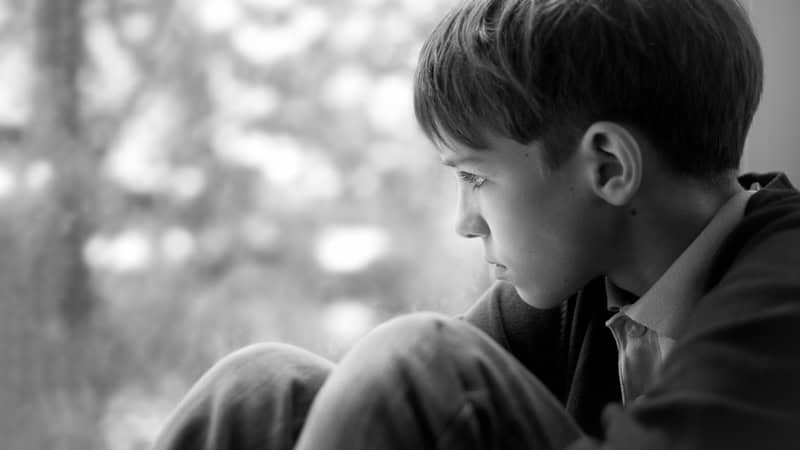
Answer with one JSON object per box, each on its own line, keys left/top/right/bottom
{"left": 457, "top": 171, "right": 487, "bottom": 190}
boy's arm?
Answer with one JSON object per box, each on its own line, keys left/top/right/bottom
{"left": 569, "top": 212, "right": 800, "bottom": 450}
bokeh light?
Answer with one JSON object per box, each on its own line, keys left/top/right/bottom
{"left": 321, "top": 299, "right": 379, "bottom": 349}
{"left": 315, "top": 225, "right": 390, "bottom": 273}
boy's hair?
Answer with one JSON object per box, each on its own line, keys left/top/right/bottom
{"left": 414, "top": 0, "right": 763, "bottom": 177}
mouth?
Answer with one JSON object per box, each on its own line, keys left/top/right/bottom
{"left": 487, "top": 261, "right": 509, "bottom": 280}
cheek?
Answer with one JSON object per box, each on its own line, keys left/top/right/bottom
{"left": 482, "top": 191, "right": 538, "bottom": 241}
{"left": 502, "top": 188, "right": 597, "bottom": 274}
{"left": 539, "top": 201, "right": 608, "bottom": 289}
{"left": 487, "top": 193, "right": 558, "bottom": 260}
{"left": 483, "top": 171, "right": 588, "bottom": 259}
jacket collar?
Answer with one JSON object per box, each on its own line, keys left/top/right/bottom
{"left": 606, "top": 184, "right": 760, "bottom": 338}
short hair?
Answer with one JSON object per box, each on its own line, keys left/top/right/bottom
{"left": 414, "top": 0, "right": 763, "bottom": 177}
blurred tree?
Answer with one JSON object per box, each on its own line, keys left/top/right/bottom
{"left": 1, "top": 0, "right": 486, "bottom": 448}
{"left": 30, "top": 0, "right": 95, "bottom": 333}
{"left": 0, "top": 0, "right": 105, "bottom": 447}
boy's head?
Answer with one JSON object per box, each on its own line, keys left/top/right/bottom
{"left": 414, "top": 0, "right": 763, "bottom": 178}
{"left": 414, "top": 0, "right": 764, "bottom": 306}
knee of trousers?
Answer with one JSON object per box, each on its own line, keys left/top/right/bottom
{"left": 190, "top": 342, "right": 333, "bottom": 398}
{"left": 163, "top": 342, "right": 333, "bottom": 423}
{"left": 339, "top": 312, "right": 483, "bottom": 378}
{"left": 368, "top": 311, "right": 476, "bottom": 348}
{"left": 155, "top": 343, "right": 333, "bottom": 450}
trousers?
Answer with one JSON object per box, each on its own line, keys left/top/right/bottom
{"left": 153, "top": 312, "right": 585, "bottom": 450}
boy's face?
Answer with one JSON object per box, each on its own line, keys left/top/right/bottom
{"left": 441, "top": 133, "right": 609, "bottom": 308}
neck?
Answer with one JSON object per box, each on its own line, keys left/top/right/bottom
{"left": 608, "top": 173, "right": 742, "bottom": 296}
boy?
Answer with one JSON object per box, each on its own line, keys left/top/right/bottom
{"left": 155, "top": 0, "right": 800, "bottom": 449}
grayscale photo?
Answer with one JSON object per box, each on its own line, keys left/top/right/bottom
{"left": 2, "top": 0, "right": 799, "bottom": 449}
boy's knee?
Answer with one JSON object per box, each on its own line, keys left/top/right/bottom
{"left": 193, "top": 342, "right": 333, "bottom": 398}
{"left": 322, "top": 312, "right": 501, "bottom": 402}
{"left": 157, "top": 343, "right": 333, "bottom": 450}
{"left": 372, "top": 312, "right": 455, "bottom": 343}
{"left": 214, "top": 343, "right": 320, "bottom": 373}
{"left": 351, "top": 312, "right": 477, "bottom": 364}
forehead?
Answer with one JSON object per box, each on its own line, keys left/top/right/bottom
{"left": 437, "top": 132, "right": 544, "bottom": 167}
{"left": 435, "top": 131, "right": 490, "bottom": 166}
{"left": 438, "top": 146, "right": 485, "bottom": 168}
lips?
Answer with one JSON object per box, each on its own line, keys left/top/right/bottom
{"left": 487, "top": 259, "right": 506, "bottom": 268}
{"left": 487, "top": 261, "right": 509, "bottom": 280}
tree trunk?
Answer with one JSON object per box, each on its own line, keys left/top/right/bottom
{"left": 0, "top": 0, "right": 102, "bottom": 447}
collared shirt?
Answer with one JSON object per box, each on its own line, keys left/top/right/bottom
{"left": 605, "top": 187, "right": 757, "bottom": 404}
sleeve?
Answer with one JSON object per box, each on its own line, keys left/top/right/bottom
{"left": 568, "top": 213, "right": 800, "bottom": 450}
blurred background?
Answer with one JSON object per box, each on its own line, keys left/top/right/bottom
{"left": 0, "top": 0, "right": 797, "bottom": 449}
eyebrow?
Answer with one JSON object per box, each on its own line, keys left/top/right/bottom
{"left": 439, "top": 154, "right": 483, "bottom": 168}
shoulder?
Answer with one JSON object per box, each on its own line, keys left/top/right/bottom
{"left": 460, "top": 280, "right": 565, "bottom": 363}
{"left": 629, "top": 175, "right": 800, "bottom": 446}
{"left": 706, "top": 173, "right": 800, "bottom": 291}
{"left": 459, "top": 281, "right": 522, "bottom": 348}
{"left": 673, "top": 173, "right": 800, "bottom": 363}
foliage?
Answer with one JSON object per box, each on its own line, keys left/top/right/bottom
{"left": 0, "top": 0, "right": 491, "bottom": 448}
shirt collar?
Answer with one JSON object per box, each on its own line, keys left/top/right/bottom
{"left": 606, "top": 188, "right": 756, "bottom": 338}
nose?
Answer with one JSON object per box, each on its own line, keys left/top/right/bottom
{"left": 454, "top": 186, "right": 489, "bottom": 239}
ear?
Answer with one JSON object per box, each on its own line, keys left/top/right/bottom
{"left": 578, "top": 122, "right": 642, "bottom": 206}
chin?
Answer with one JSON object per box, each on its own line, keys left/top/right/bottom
{"left": 512, "top": 284, "right": 565, "bottom": 310}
